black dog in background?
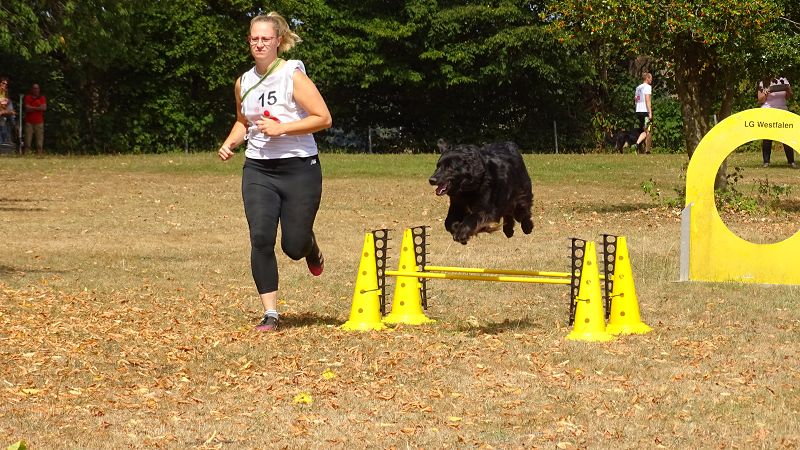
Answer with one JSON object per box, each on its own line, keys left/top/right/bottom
{"left": 605, "top": 128, "right": 642, "bottom": 153}
{"left": 429, "top": 139, "right": 534, "bottom": 244}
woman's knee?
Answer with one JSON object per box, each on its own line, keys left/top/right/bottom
{"left": 250, "top": 231, "right": 276, "bottom": 252}
{"left": 281, "top": 236, "right": 312, "bottom": 260}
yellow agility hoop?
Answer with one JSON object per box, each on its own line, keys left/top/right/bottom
{"left": 680, "top": 108, "right": 800, "bottom": 285}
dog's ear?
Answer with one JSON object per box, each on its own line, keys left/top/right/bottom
{"left": 504, "top": 141, "right": 520, "bottom": 153}
{"left": 436, "top": 138, "right": 450, "bottom": 154}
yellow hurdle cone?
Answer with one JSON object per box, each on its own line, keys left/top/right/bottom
{"left": 341, "top": 233, "right": 387, "bottom": 331}
{"left": 605, "top": 236, "right": 653, "bottom": 335}
{"left": 382, "top": 228, "right": 435, "bottom": 325}
{"left": 567, "top": 240, "right": 615, "bottom": 342}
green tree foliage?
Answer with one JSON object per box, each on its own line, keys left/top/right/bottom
{"left": 3, "top": 0, "right": 596, "bottom": 152}
{"left": 418, "top": 0, "right": 593, "bottom": 150}
{"left": 0, "top": 1, "right": 56, "bottom": 58}
{"left": 546, "top": 0, "right": 793, "bottom": 157}
{"left": 112, "top": 0, "right": 252, "bottom": 152}
{"left": 2, "top": 1, "right": 799, "bottom": 154}
{"left": 292, "top": 0, "right": 426, "bottom": 139}
{"left": 2, "top": 0, "right": 255, "bottom": 152}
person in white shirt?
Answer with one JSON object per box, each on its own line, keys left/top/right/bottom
{"left": 634, "top": 72, "right": 653, "bottom": 152}
{"left": 218, "top": 12, "right": 333, "bottom": 331}
{"left": 757, "top": 76, "right": 795, "bottom": 168}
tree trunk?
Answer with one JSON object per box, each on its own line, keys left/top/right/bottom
{"left": 713, "top": 80, "right": 739, "bottom": 191}
{"left": 673, "top": 39, "right": 727, "bottom": 191}
{"left": 717, "top": 78, "right": 737, "bottom": 121}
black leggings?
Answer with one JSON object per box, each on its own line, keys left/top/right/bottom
{"left": 762, "top": 140, "right": 795, "bottom": 164}
{"left": 242, "top": 156, "right": 322, "bottom": 294}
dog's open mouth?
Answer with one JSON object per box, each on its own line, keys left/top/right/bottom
{"left": 434, "top": 181, "right": 450, "bottom": 196}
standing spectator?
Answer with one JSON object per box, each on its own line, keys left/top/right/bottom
{"left": 634, "top": 72, "right": 653, "bottom": 153}
{"left": 218, "top": 12, "right": 332, "bottom": 332}
{"left": 758, "top": 76, "right": 795, "bottom": 168}
{"left": 23, "top": 83, "right": 47, "bottom": 154}
{"left": 0, "top": 77, "right": 16, "bottom": 145}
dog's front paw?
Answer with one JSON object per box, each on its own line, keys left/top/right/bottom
{"left": 451, "top": 225, "right": 473, "bottom": 245}
{"left": 445, "top": 220, "right": 461, "bottom": 233}
{"left": 453, "top": 231, "right": 470, "bottom": 245}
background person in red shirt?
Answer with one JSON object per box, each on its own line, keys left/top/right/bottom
{"left": 23, "top": 83, "right": 46, "bottom": 154}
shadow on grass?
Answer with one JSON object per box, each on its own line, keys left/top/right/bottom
{"left": 456, "top": 317, "right": 542, "bottom": 335}
{"left": 0, "top": 264, "right": 66, "bottom": 275}
{"left": 256, "top": 312, "right": 341, "bottom": 328}
{"left": 572, "top": 202, "right": 660, "bottom": 214}
{"left": 772, "top": 199, "right": 800, "bottom": 213}
{"left": 0, "top": 197, "right": 46, "bottom": 212}
{"left": 719, "top": 199, "right": 800, "bottom": 214}
{"left": 0, "top": 206, "right": 47, "bottom": 212}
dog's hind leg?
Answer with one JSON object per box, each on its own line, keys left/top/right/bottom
{"left": 514, "top": 204, "right": 534, "bottom": 234}
{"left": 520, "top": 216, "right": 534, "bottom": 234}
{"left": 502, "top": 215, "right": 515, "bottom": 238}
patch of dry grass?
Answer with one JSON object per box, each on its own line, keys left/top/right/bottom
{"left": 1, "top": 153, "right": 799, "bottom": 449}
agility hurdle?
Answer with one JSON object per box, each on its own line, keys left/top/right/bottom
{"left": 342, "top": 226, "right": 652, "bottom": 340}
{"left": 381, "top": 226, "right": 608, "bottom": 320}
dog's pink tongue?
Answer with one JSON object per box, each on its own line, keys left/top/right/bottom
{"left": 435, "top": 183, "right": 447, "bottom": 196}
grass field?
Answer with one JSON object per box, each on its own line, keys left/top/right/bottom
{"left": 1, "top": 151, "right": 799, "bottom": 449}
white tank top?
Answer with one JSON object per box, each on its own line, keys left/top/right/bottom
{"left": 240, "top": 60, "right": 318, "bottom": 159}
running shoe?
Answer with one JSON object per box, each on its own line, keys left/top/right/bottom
{"left": 255, "top": 314, "right": 279, "bottom": 332}
{"left": 306, "top": 235, "right": 324, "bottom": 276}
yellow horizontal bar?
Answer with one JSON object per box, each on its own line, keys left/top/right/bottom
{"left": 423, "top": 265, "right": 571, "bottom": 278}
{"left": 421, "top": 265, "right": 607, "bottom": 280}
{"left": 385, "top": 270, "right": 572, "bottom": 285}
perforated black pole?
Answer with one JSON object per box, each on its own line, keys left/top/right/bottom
{"left": 371, "top": 229, "right": 390, "bottom": 316}
{"left": 569, "top": 238, "right": 587, "bottom": 326}
{"left": 601, "top": 234, "right": 618, "bottom": 320}
{"left": 410, "top": 225, "right": 430, "bottom": 310}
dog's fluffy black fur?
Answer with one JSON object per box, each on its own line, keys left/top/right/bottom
{"left": 605, "top": 129, "right": 642, "bottom": 153}
{"left": 429, "top": 139, "right": 534, "bottom": 244}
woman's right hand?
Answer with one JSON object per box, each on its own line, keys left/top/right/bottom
{"left": 218, "top": 144, "right": 235, "bottom": 161}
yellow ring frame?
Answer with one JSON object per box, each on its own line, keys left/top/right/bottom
{"left": 682, "top": 108, "right": 800, "bottom": 284}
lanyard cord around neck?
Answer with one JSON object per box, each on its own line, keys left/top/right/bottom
{"left": 241, "top": 58, "right": 283, "bottom": 102}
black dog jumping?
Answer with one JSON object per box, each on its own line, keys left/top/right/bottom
{"left": 429, "top": 139, "right": 534, "bottom": 244}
